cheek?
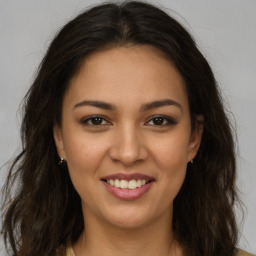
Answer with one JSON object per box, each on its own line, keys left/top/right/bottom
{"left": 63, "top": 132, "right": 109, "bottom": 177}
{"left": 63, "top": 134, "right": 109, "bottom": 206}
{"left": 151, "top": 132, "right": 190, "bottom": 171}
{"left": 150, "top": 133, "right": 189, "bottom": 198}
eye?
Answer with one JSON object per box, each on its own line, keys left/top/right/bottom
{"left": 81, "top": 116, "right": 110, "bottom": 126}
{"left": 146, "top": 115, "right": 177, "bottom": 126}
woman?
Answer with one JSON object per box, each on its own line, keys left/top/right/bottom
{"left": 1, "top": 1, "right": 254, "bottom": 256}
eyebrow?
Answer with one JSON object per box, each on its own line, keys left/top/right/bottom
{"left": 140, "top": 99, "right": 182, "bottom": 112}
{"left": 73, "top": 100, "right": 116, "bottom": 110}
{"left": 73, "top": 99, "right": 182, "bottom": 111}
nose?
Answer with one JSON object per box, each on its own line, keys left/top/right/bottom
{"left": 109, "top": 124, "right": 148, "bottom": 166}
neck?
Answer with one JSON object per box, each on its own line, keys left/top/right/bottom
{"left": 73, "top": 207, "right": 183, "bottom": 256}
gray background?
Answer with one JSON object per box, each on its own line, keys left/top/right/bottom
{"left": 0, "top": 0, "right": 255, "bottom": 254}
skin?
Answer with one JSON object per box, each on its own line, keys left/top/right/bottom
{"left": 54, "top": 45, "right": 203, "bottom": 256}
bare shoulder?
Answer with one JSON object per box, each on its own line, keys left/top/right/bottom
{"left": 238, "top": 249, "right": 256, "bottom": 256}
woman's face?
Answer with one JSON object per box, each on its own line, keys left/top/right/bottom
{"left": 54, "top": 45, "right": 203, "bottom": 229}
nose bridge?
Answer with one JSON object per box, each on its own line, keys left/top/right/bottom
{"left": 109, "top": 121, "right": 146, "bottom": 165}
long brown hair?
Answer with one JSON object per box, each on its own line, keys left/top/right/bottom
{"left": 1, "top": 1, "right": 239, "bottom": 255}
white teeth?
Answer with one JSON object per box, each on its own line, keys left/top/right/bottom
{"left": 128, "top": 180, "right": 137, "bottom": 189}
{"left": 114, "top": 179, "right": 120, "bottom": 188}
{"left": 136, "top": 179, "right": 142, "bottom": 187}
{"left": 120, "top": 180, "right": 128, "bottom": 189}
{"left": 107, "top": 179, "right": 148, "bottom": 189}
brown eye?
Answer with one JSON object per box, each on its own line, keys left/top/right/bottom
{"left": 90, "top": 117, "right": 104, "bottom": 125}
{"left": 152, "top": 117, "right": 165, "bottom": 125}
{"left": 81, "top": 116, "right": 109, "bottom": 126}
{"left": 146, "top": 115, "right": 177, "bottom": 126}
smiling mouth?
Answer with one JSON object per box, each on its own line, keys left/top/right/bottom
{"left": 101, "top": 174, "right": 155, "bottom": 200}
{"left": 102, "top": 179, "right": 153, "bottom": 190}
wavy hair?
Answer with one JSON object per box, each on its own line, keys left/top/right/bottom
{"left": 1, "top": 1, "right": 239, "bottom": 255}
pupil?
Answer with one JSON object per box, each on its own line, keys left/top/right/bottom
{"left": 153, "top": 117, "right": 164, "bottom": 125}
{"left": 92, "top": 117, "right": 102, "bottom": 125}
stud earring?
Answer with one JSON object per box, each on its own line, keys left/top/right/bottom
{"left": 58, "top": 157, "right": 66, "bottom": 165}
{"left": 190, "top": 159, "right": 194, "bottom": 164}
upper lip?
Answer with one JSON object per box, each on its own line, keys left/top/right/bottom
{"left": 101, "top": 173, "right": 155, "bottom": 181}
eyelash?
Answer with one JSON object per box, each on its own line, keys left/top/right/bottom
{"left": 80, "top": 115, "right": 177, "bottom": 127}
{"left": 81, "top": 115, "right": 111, "bottom": 127}
{"left": 145, "top": 115, "right": 177, "bottom": 126}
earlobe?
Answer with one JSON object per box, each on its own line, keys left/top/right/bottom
{"left": 188, "top": 115, "right": 204, "bottom": 162}
{"left": 53, "top": 124, "right": 66, "bottom": 159}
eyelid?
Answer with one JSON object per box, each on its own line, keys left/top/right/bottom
{"left": 145, "top": 115, "right": 177, "bottom": 126}
{"left": 80, "top": 115, "right": 111, "bottom": 126}
{"left": 80, "top": 114, "right": 177, "bottom": 127}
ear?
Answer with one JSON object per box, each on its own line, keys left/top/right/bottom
{"left": 53, "top": 123, "right": 66, "bottom": 159}
{"left": 187, "top": 115, "right": 204, "bottom": 162}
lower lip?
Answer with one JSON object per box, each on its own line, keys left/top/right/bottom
{"left": 102, "top": 181, "right": 154, "bottom": 200}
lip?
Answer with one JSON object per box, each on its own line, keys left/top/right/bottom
{"left": 101, "top": 173, "right": 155, "bottom": 200}
{"left": 101, "top": 173, "right": 155, "bottom": 181}
{"left": 102, "top": 181, "right": 154, "bottom": 200}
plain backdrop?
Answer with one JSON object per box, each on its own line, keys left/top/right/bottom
{"left": 0, "top": 0, "right": 255, "bottom": 254}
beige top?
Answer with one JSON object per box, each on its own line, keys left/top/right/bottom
{"left": 239, "top": 251, "right": 256, "bottom": 256}
{"left": 66, "top": 247, "right": 255, "bottom": 256}
{"left": 66, "top": 246, "right": 75, "bottom": 256}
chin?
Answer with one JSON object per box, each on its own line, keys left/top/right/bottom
{"left": 107, "top": 216, "right": 150, "bottom": 230}
{"left": 101, "top": 203, "right": 165, "bottom": 230}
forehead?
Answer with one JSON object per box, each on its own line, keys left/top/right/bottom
{"left": 65, "top": 45, "right": 188, "bottom": 110}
